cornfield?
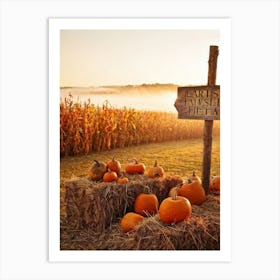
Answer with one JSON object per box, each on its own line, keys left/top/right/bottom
{"left": 60, "top": 96, "right": 220, "bottom": 156}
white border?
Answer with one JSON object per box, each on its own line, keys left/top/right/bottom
{"left": 49, "top": 18, "right": 231, "bottom": 262}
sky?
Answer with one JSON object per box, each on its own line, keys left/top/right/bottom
{"left": 60, "top": 30, "right": 220, "bottom": 87}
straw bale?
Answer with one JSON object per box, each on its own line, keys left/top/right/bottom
{"left": 61, "top": 194, "right": 220, "bottom": 250}
{"left": 64, "top": 174, "right": 183, "bottom": 232}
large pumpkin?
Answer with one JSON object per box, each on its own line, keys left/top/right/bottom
{"left": 134, "top": 186, "right": 159, "bottom": 216}
{"left": 148, "top": 160, "right": 164, "bottom": 178}
{"left": 178, "top": 179, "right": 206, "bottom": 205}
{"left": 159, "top": 186, "right": 192, "bottom": 224}
{"left": 125, "top": 159, "right": 146, "bottom": 175}
{"left": 88, "top": 160, "right": 107, "bottom": 181}
{"left": 120, "top": 212, "right": 144, "bottom": 233}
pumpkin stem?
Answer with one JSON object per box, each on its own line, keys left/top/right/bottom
{"left": 112, "top": 155, "right": 116, "bottom": 162}
{"left": 143, "top": 185, "right": 151, "bottom": 194}
{"left": 132, "top": 158, "right": 138, "bottom": 164}
{"left": 94, "top": 159, "right": 100, "bottom": 166}
{"left": 192, "top": 170, "right": 196, "bottom": 176}
{"left": 172, "top": 185, "right": 180, "bottom": 200}
{"left": 154, "top": 160, "right": 158, "bottom": 167}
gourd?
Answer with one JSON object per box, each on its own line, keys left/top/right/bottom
{"left": 89, "top": 160, "right": 107, "bottom": 181}
{"left": 125, "top": 159, "right": 146, "bottom": 175}
{"left": 159, "top": 186, "right": 192, "bottom": 224}
{"left": 107, "top": 156, "right": 122, "bottom": 175}
{"left": 120, "top": 212, "right": 144, "bottom": 233}
{"left": 148, "top": 160, "right": 164, "bottom": 178}
{"left": 134, "top": 186, "right": 159, "bottom": 216}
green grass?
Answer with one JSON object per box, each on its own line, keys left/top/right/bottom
{"left": 60, "top": 136, "right": 220, "bottom": 184}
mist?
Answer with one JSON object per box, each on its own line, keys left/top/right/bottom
{"left": 60, "top": 84, "right": 179, "bottom": 113}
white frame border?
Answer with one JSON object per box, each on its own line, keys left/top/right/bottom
{"left": 49, "top": 18, "right": 231, "bottom": 262}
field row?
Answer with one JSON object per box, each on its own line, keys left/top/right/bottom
{"left": 60, "top": 97, "right": 220, "bottom": 156}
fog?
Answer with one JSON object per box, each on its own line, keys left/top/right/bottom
{"left": 60, "top": 84, "right": 178, "bottom": 113}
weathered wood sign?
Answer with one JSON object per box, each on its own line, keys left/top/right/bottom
{"left": 174, "top": 45, "right": 220, "bottom": 194}
{"left": 174, "top": 85, "right": 220, "bottom": 120}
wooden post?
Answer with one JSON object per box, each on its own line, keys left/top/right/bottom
{"left": 202, "top": 45, "right": 219, "bottom": 194}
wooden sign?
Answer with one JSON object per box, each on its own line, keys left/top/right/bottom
{"left": 174, "top": 45, "right": 219, "bottom": 194}
{"left": 174, "top": 85, "right": 220, "bottom": 120}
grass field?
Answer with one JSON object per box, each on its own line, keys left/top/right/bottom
{"left": 60, "top": 136, "right": 220, "bottom": 184}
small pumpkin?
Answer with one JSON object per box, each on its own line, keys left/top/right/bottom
{"left": 159, "top": 186, "right": 192, "bottom": 224}
{"left": 148, "top": 160, "right": 164, "bottom": 178}
{"left": 117, "top": 176, "right": 129, "bottom": 184}
{"left": 125, "top": 159, "right": 146, "bottom": 175}
{"left": 178, "top": 179, "right": 206, "bottom": 205}
{"left": 89, "top": 160, "right": 107, "bottom": 181}
{"left": 107, "top": 156, "right": 122, "bottom": 175}
{"left": 134, "top": 186, "right": 159, "bottom": 216}
{"left": 103, "top": 169, "right": 118, "bottom": 182}
{"left": 189, "top": 170, "right": 202, "bottom": 184}
{"left": 120, "top": 212, "right": 144, "bottom": 233}
{"left": 209, "top": 176, "right": 220, "bottom": 192}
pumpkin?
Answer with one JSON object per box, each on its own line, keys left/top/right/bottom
{"left": 125, "top": 159, "right": 146, "bottom": 174}
{"left": 120, "top": 212, "right": 144, "bottom": 233}
{"left": 178, "top": 179, "right": 206, "bottom": 205}
{"left": 89, "top": 160, "right": 107, "bottom": 181}
{"left": 134, "top": 186, "right": 159, "bottom": 216}
{"left": 148, "top": 160, "right": 164, "bottom": 178}
{"left": 117, "top": 176, "right": 129, "bottom": 184}
{"left": 189, "top": 170, "right": 202, "bottom": 184}
{"left": 209, "top": 176, "right": 220, "bottom": 192}
{"left": 159, "top": 186, "right": 192, "bottom": 224}
{"left": 107, "top": 156, "right": 122, "bottom": 175}
{"left": 103, "top": 169, "right": 118, "bottom": 182}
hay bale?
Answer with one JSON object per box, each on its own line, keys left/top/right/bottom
{"left": 65, "top": 174, "right": 183, "bottom": 232}
{"left": 60, "top": 194, "right": 220, "bottom": 250}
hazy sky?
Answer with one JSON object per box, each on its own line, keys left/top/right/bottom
{"left": 60, "top": 30, "right": 219, "bottom": 87}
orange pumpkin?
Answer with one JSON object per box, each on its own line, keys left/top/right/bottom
{"left": 148, "top": 160, "right": 164, "bottom": 178}
{"left": 159, "top": 186, "right": 192, "bottom": 224}
{"left": 134, "top": 186, "right": 159, "bottom": 216}
{"left": 107, "top": 156, "right": 122, "bottom": 175}
{"left": 189, "top": 170, "right": 202, "bottom": 184}
{"left": 89, "top": 160, "right": 107, "bottom": 181}
{"left": 120, "top": 212, "right": 144, "bottom": 233}
{"left": 103, "top": 170, "right": 118, "bottom": 182}
{"left": 125, "top": 159, "right": 146, "bottom": 175}
{"left": 178, "top": 179, "right": 206, "bottom": 205}
{"left": 117, "top": 176, "right": 129, "bottom": 184}
{"left": 209, "top": 176, "right": 220, "bottom": 192}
